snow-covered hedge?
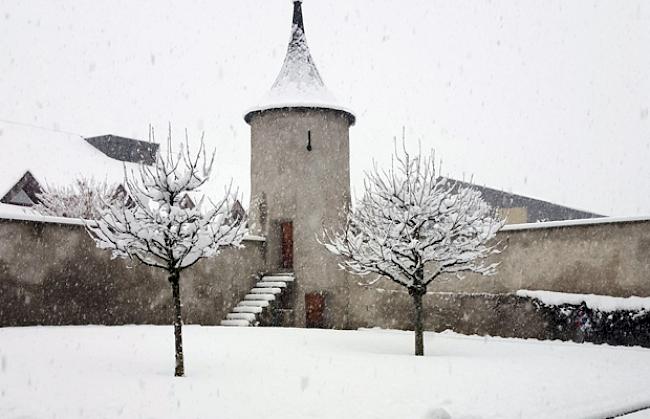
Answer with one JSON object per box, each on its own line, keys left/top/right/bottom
{"left": 519, "top": 289, "right": 650, "bottom": 347}
{"left": 517, "top": 289, "right": 650, "bottom": 313}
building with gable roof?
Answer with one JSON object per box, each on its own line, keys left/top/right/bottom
{"left": 447, "top": 178, "right": 601, "bottom": 224}
{"left": 0, "top": 123, "right": 158, "bottom": 213}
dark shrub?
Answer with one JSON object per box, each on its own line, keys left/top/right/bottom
{"left": 529, "top": 298, "right": 650, "bottom": 347}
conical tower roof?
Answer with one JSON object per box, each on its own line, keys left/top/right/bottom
{"left": 245, "top": 1, "right": 355, "bottom": 125}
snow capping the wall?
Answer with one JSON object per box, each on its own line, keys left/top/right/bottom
{"left": 502, "top": 215, "right": 650, "bottom": 231}
{"left": 0, "top": 205, "right": 85, "bottom": 226}
{"left": 517, "top": 289, "right": 650, "bottom": 312}
{"left": 0, "top": 208, "right": 265, "bottom": 241}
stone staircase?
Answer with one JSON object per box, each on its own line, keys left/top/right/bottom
{"left": 220, "top": 273, "right": 294, "bottom": 327}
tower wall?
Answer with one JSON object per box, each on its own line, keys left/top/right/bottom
{"left": 248, "top": 108, "right": 352, "bottom": 328}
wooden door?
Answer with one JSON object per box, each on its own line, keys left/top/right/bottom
{"left": 305, "top": 292, "right": 326, "bottom": 328}
{"left": 281, "top": 221, "right": 293, "bottom": 269}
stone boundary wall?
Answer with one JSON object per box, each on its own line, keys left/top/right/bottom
{"left": 345, "top": 289, "right": 650, "bottom": 347}
{"left": 347, "top": 288, "right": 547, "bottom": 338}
{"left": 344, "top": 217, "right": 650, "bottom": 336}
{"left": 1, "top": 214, "right": 649, "bottom": 339}
{"left": 425, "top": 216, "right": 650, "bottom": 297}
{"left": 0, "top": 216, "right": 266, "bottom": 327}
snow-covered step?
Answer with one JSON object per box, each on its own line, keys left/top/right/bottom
{"left": 232, "top": 306, "right": 263, "bottom": 314}
{"left": 244, "top": 293, "right": 275, "bottom": 301}
{"left": 262, "top": 272, "right": 294, "bottom": 277}
{"left": 226, "top": 312, "right": 257, "bottom": 321}
{"left": 220, "top": 319, "right": 251, "bottom": 327}
{"left": 249, "top": 287, "right": 282, "bottom": 294}
{"left": 262, "top": 275, "right": 294, "bottom": 282}
{"left": 221, "top": 272, "right": 294, "bottom": 327}
{"left": 237, "top": 300, "right": 270, "bottom": 308}
{"left": 256, "top": 281, "right": 287, "bottom": 288}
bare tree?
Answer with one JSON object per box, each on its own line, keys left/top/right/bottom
{"left": 322, "top": 143, "right": 504, "bottom": 356}
{"left": 86, "top": 128, "right": 247, "bottom": 376}
{"left": 34, "top": 177, "right": 119, "bottom": 219}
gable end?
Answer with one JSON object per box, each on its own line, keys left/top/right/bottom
{"left": 1, "top": 171, "right": 42, "bottom": 206}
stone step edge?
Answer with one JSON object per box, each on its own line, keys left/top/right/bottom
{"left": 232, "top": 306, "right": 263, "bottom": 313}
{"left": 244, "top": 294, "right": 276, "bottom": 301}
{"left": 255, "top": 281, "right": 287, "bottom": 288}
{"left": 250, "top": 287, "right": 282, "bottom": 294}
{"left": 227, "top": 313, "right": 257, "bottom": 320}
{"left": 220, "top": 319, "right": 250, "bottom": 327}
{"left": 237, "top": 300, "right": 270, "bottom": 307}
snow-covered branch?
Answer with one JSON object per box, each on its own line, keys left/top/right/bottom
{"left": 86, "top": 127, "right": 247, "bottom": 273}
{"left": 322, "top": 142, "right": 504, "bottom": 293}
{"left": 34, "top": 177, "right": 119, "bottom": 219}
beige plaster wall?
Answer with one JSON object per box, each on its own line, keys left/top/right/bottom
{"left": 0, "top": 218, "right": 266, "bottom": 326}
{"left": 2, "top": 215, "right": 648, "bottom": 338}
{"left": 346, "top": 287, "right": 546, "bottom": 338}
{"left": 424, "top": 219, "right": 650, "bottom": 297}
{"left": 342, "top": 218, "right": 650, "bottom": 332}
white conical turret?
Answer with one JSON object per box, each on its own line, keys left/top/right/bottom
{"left": 245, "top": 0, "right": 355, "bottom": 125}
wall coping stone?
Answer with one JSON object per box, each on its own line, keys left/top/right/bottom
{"left": 501, "top": 215, "right": 650, "bottom": 232}
{"left": 5, "top": 206, "right": 648, "bottom": 238}
{"left": 0, "top": 208, "right": 266, "bottom": 242}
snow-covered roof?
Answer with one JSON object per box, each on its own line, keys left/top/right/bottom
{"left": 0, "top": 122, "right": 142, "bottom": 202}
{"left": 244, "top": 0, "right": 355, "bottom": 125}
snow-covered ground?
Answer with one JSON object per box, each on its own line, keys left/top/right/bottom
{"left": 1, "top": 326, "right": 649, "bottom": 419}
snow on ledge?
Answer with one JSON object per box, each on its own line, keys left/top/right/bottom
{"left": 244, "top": 102, "right": 356, "bottom": 124}
{"left": 243, "top": 234, "right": 266, "bottom": 242}
{"left": 501, "top": 215, "right": 650, "bottom": 232}
{"left": 517, "top": 289, "right": 650, "bottom": 312}
{"left": 0, "top": 209, "right": 266, "bottom": 242}
{"left": 0, "top": 208, "right": 85, "bottom": 226}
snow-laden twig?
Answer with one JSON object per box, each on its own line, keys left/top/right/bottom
{"left": 34, "top": 177, "right": 119, "bottom": 219}
{"left": 86, "top": 126, "right": 247, "bottom": 272}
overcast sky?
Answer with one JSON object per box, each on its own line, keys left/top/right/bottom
{"left": 1, "top": 0, "right": 648, "bottom": 216}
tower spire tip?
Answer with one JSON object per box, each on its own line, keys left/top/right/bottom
{"left": 292, "top": 0, "right": 304, "bottom": 31}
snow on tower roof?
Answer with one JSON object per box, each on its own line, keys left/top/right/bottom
{"left": 244, "top": 0, "right": 355, "bottom": 125}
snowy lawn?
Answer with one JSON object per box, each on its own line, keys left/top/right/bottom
{"left": 1, "top": 326, "right": 649, "bottom": 419}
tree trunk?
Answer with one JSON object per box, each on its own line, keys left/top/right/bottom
{"left": 170, "top": 273, "right": 184, "bottom": 377}
{"left": 411, "top": 289, "right": 425, "bottom": 356}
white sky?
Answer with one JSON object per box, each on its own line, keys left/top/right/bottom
{"left": 1, "top": 0, "right": 648, "bottom": 216}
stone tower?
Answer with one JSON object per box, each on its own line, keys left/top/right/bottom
{"left": 244, "top": 0, "right": 355, "bottom": 328}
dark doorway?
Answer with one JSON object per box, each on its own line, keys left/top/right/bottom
{"left": 281, "top": 221, "right": 293, "bottom": 269}
{"left": 305, "top": 292, "right": 326, "bottom": 328}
